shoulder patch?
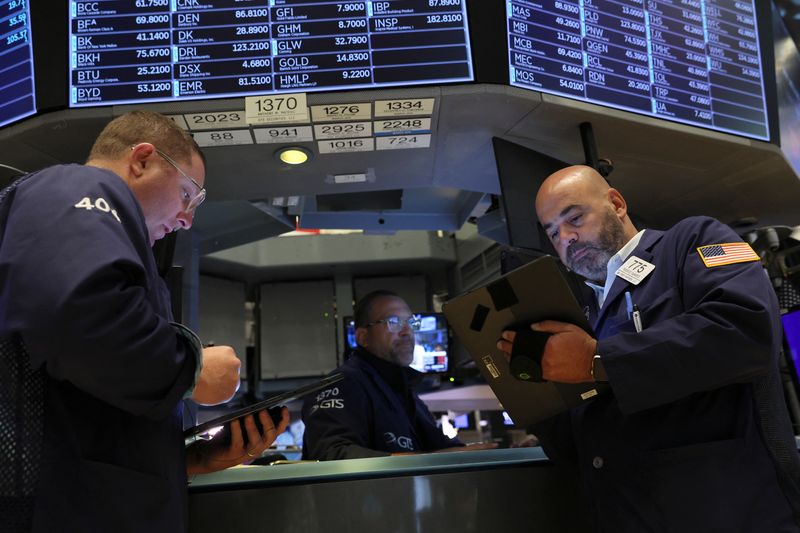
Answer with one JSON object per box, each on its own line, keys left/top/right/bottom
{"left": 696, "top": 242, "right": 759, "bottom": 268}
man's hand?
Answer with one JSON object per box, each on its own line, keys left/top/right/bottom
{"left": 186, "top": 407, "right": 290, "bottom": 476}
{"left": 497, "top": 321, "right": 597, "bottom": 383}
{"left": 191, "top": 346, "right": 241, "bottom": 406}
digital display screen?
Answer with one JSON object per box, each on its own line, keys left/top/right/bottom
{"left": 782, "top": 309, "right": 800, "bottom": 387}
{"left": 68, "top": 0, "right": 473, "bottom": 107}
{"left": 1, "top": 0, "right": 36, "bottom": 128}
{"left": 507, "top": 0, "right": 771, "bottom": 140}
{"left": 344, "top": 313, "right": 449, "bottom": 374}
{"left": 772, "top": 5, "right": 800, "bottom": 176}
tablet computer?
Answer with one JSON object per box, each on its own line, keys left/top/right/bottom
{"left": 443, "top": 255, "right": 607, "bottom": 428}
{"left": 185, "top": 372, "right": 344, "bottom": 439}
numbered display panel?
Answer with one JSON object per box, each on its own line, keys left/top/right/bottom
{"left": 507, "top": 0, "right": 771, "bottom": 140}
{"left": 68, "top": 0, "right": 473, "bottom": 107}
{"left": 1, "top": 0, "right": 36, "bottom": 128}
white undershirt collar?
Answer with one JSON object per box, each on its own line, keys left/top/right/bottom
{"left": 585, "top": 230, "right": 646, "bottom": 309}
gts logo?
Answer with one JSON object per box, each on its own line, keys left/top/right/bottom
{"left": 319, "top": 399, "right": 344, "bottom": 409}
{"left": 384, "top": 432, "right": 414, "bottom": 450}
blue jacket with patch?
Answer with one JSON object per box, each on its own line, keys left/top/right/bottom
{"left": 538, "top": 216, "right": 800, "bottom": 533}
{"left": 0, "top": 165, "right": 198, "bottom": 532}
{"left": 301, "top": 349, "right": 462, "bottom": 460}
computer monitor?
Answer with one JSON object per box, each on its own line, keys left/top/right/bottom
{"left": 67, "top": 3, "right": 474, "bottom": 107}
{"left": 781, "top": 308, "right": 800, "bottom": 387}
{"left": 1, "top": 0, "right": 36, "bottom": 128}
{"left": 506, "top": 0, "right": 776, "bottom": 141}
{"left": 343, "top": 312, "right": 449, "bottom": 374}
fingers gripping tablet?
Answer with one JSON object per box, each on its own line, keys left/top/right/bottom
{"left": 215, "top": 405, "right": 285, "bottom": 446}
{"left": 509, "top": 329, "right": 551, "bottom": 382}
{"left": 185, "top": 373, "right": 344, "bottom": 443}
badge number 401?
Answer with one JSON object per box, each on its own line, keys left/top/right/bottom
{"left": 74, "top": 197, "right": 121, "bottom": 223}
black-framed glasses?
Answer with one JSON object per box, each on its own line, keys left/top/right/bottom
{"left": 365, "top": 315, "right": 421, "bottom": 333}
{"left": 154, "top": 148, "right": 206, "bottom": 213}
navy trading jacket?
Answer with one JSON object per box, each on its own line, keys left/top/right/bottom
{"left": 301, "top": 348, "right": 462, "bottom": 460}
{"left": 537, "top": 216, "right": 800, "bottom": 533}
{"left": 0, "top": 165, "right": 199, "bottom": 532}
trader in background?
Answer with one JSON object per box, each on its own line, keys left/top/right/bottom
{"left": 498, "top": 165, "right": 800, "bottom": 532}
{"left": 302, "top": 290, "right": 471, "bottom": 460}
{"left": 0, "top": 111, "right": 288, "bottom": 533}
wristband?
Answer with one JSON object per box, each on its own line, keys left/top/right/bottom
{"left": 590, "top": 354, "right": 608, "bottom": 382}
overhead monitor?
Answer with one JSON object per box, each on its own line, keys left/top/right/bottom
{"left": 782, "top": 308, "right": 800, "bottom": 390}
{"left": 68, "top": 0, "right": 473, "bottom": 107}
{"left": 343, "top": 312, "right": 450, "bottom": 374}
{"left": 772, "top": 4, "right": 800, "bottom": 176}
{"left": 507, "top": 0, "right": 771, "bottom": 140}
{"left": 1, "top": 0, "right": 36, "bottom": 128}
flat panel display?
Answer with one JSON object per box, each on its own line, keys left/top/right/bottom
{"left": 68, "top": 0, "right": 473, "bottom": 107}
{"left": 773, "top": 5, "right": 800, "bottom": 176}
{"left": 507, "top": 0, "right": 771, "bottom": 140}
{"left": 782, "top": 308, "right": 800, "bottom": 388}
{"left": 1, "top": 0, "right": 36, "bottom": 128}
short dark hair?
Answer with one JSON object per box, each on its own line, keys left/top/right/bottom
{"left": 88, "top": 111, "right": 205, "bottom": 167}
{"left": 353, "top": 290, "right": 401, "bottom": 328}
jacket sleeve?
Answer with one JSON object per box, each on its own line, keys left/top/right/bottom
{"left": 599, "top": 217, "right": 778, "bottom": 414}
{"left": 0, "top": 168, "right": 197, "bottom": 420}
{"left": 301, "top": 376, "right": 390, "bottom": 460}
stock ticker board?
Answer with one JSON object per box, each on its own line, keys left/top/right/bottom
{"left": 507, "top": 0, "right": 771, "bottom": 140}
{"left": 68, "top": 0, "right": 473, "bottom": 107}
{"left": 1, "top": 0, "right": 36, "bottom": 128}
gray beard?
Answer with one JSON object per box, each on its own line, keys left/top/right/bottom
{"left": 566, "top": 211, "right": 627, "bottom": 283}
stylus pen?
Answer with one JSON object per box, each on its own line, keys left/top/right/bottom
{"left": 632, "top": 305, "right": 643, "bottom": 333}
{"left": 625, "top": 291, "right": 634, "bottom": 320}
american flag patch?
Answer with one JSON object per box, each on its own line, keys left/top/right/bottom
{"left": 696, "top": 242, "right": 759, "bottom": 268}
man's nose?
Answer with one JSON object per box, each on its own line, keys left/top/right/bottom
{"left": 176, "top": 210, "right": 193, "bottom": 230}
{"left": 557, "top": 227, "right": 577, "bottom": 246}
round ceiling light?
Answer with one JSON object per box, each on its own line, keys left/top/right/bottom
{"left": 276, "top": 146, "right": 312, "bottom": 165}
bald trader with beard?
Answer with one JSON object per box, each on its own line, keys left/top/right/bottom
{"left": 498, "top": 165, "right": 800, "bottom": 532}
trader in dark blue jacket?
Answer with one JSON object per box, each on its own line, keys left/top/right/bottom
{"left": 499, "top": 165, "right": 800, "bottom": 532}
{"left": 302, "top": 291, "right": 468, "bottom": 460}
{"left": 0, "top": 111, "right": 288, "bottom": 533}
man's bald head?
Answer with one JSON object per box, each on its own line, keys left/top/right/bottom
{"left": 535, "top": 165, "right": 638, "bottom": 282}
{"left": 535, "top": 165, "right": 611, "bottom": 214}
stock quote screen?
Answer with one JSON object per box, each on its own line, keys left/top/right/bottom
{"left": 68, "top": 0, "right": 472, "bottom": 107}
{"left": 507, "top": 0, "right": 771, "bottom": 140}
{"left": 1, "top": 0, "right": 36, "bottom": 128}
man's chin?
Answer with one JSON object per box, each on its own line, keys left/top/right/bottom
{"left": 572, "top": 267, "right": 606, "bottom": 283}
{"left": 569, "top": 257, "right": 607, "bottom": 282}
{"left": 393, "top": 351, "right": 414, "bottom": 367}
{"left": 150, "top": 229, "right": 164, "bottom": 245}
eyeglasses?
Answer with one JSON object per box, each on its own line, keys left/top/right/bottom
{"left": 154, "top": 148, "right": 206, "bottom": 213}
{"left": 365, "top": 315, "right": 421, "bottom": 333}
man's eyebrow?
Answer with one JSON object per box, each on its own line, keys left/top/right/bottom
{"left": 541, "top": 204, "right": 580, "bottom": 231}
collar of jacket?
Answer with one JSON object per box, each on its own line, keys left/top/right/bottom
{"left": 353, "top": 347, "right": 423, "bottom": 395}
{"left": 592, "top": 229, "right": 666, "bottom": 328}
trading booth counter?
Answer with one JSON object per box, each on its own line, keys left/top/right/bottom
{"left": 188, "top": 447, "right": 590, "bottom": 532}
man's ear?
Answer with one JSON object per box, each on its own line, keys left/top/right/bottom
{"left": 607, "top": 188, "right": 627, "bottom": 218}
{"left": 355, "top": 327, "right": 369, "bottom": 349}
{"left": 129, "top": 143, "right": 156, "bottom": 178}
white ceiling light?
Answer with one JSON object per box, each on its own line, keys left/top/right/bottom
{"left": 275, "top": 146, "right": 312, "bottom": 165}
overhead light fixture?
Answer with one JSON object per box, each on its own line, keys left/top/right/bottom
{"left": 275, "top": 146, "right": 312, "bottom": 165}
